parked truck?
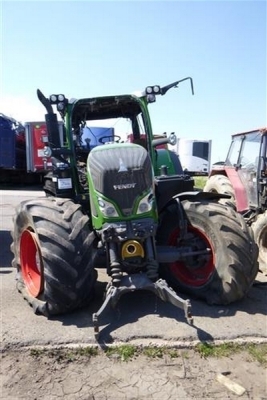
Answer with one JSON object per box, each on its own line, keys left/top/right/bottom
{"left": 170, "top": 138, "right": 212, "bottom": 176}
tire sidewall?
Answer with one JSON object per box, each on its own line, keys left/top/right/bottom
{"left": 157, "top": 199, "right": 258, "bottom": 304}
{"left": 252, "top": 211, "right": 267, "bottom": 271}
{"left": 11, "top": 197, "right": 97, "bottom": 315}
{"left": 157, "top": 202, "right": 225, "bottom": 295}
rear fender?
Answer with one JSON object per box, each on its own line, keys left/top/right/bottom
{"left": 210, "top": 167, "right": 249, "bottom": 212}
{"left": 224, "top": 167, "right": 249, "bottom": 212}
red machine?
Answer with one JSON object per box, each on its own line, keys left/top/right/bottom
{"left": 204, "top": 127, "right": 267, "bottom": 273}
{"left": 25, "top": 121, "right": 64, "bottom": 172}
{"left": 127, "top": 133, "right": 168, "bottom": 149}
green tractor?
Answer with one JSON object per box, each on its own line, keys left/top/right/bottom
{"left": 11, "top": 78, "right": 258, "bottom": 336}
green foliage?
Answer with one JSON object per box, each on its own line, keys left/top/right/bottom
{"left": 30, "top": 348, "right": 46, "bottom": 357}
{"left": 247, "top": 344, "right": 267, "bottom": 366}
{"left": 75, "top": 347, "right": 98, "bottom": 357}
{"left": 196, "top": 342, "right": 243, "bottom": 358}
{"left": 168, "top": 349, "right": 180, "bottom": 359}
{"left": 195, "top": 342, "right": 267, "bottom": 365}
{"left": 143, "top": 346, "right": 165, "bottom": 358}
{"left": 62, "top": 347, "right": 98, "bottom": 362}
{"left": 105, "top": 344, "right": 136, "bottom": 361}
{"left": 193, "top": 176, "right": 208, "bottom": 190}
{"left": 143, "top": 346, "right": 180, "bottom": 359}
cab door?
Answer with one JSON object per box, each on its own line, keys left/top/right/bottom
{"left": 237, "top": 131, "right": 262, "bottom": 209}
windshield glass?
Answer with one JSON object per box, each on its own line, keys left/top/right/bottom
{"left": 226, "top": 131, "right": 262, "bottom": 166}
{"left": 71, "top": 96, "right": 147, "bottom": 149}
{"left": 239, "top": 131, "right": 262, "bottom": 168}
{"left": 74, "top": 115, "right": 146, "bottom": 149}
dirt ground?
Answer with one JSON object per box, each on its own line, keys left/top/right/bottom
{"left": 1, "top": 345, "right": 266, "bottom": 400}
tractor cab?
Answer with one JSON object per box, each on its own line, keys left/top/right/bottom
{"left": 39, "top": 79, "right": 195, "bottom": 203}
{"left": 225, "top": 128, "right": 267, "bottom": 211}
{"left": 70, "top": 95, "right": 150, "bottom": 150}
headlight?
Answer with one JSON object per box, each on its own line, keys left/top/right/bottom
{"left": 97, "top": 197, "right": 119, "bottom": 217}
{"left": 57, "top": 102, "right": 65, "bottom": 111}
{"left": 50, "top": 94, "right": 66, "bottom": 104}
{"left": 145, "top": 85, "right": 161, "bottom": 95}
{"left": 50, "top": 95, "right": 57, "bottom": 103}
{"left": 57, "top": 94, "right": 65, "bottom": 102}
{"left": 137, "top": 191, "right": 154, "bottom": 214}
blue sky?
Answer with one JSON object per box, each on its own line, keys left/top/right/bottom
{"left": 1, "top": 0, "right": 266, "bottom": 162}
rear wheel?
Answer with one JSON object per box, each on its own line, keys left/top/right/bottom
{"left": 157, "top": 199, "right": 258, "bottom": 304}
{"left": 251, "top": 211, "right": 267, "bottom": 274}
{"left": 204, "top": 175, "right": 236, "bottom": 208}
{"left": 11, "top": 197, "right": 97, "bottom": 315}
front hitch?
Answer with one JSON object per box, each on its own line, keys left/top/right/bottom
{"left": 92, "top": 274, "right": 193, "bottom": 339}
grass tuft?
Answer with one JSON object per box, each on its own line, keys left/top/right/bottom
{"left": 195, "top": 342, "right": 267, "bottom": 366}
{"left": 143, "top": 346, "right": 165, "bottom": 358}
{"left": 247, "top": 344, "right": 267, "bottom": 366}
{"left": 195, "top": 342, "right": 243, "bottom": 358}
{"left": 105, "top": 344, "right": 136, "bottom": 361}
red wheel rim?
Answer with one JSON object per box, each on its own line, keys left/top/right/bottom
{"left": 20, "top": 230, "right": 43, "bottom": 297}
{"left": 168, "top": 226, "right": 215, "bottom": 287}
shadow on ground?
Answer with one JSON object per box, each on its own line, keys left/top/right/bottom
{"left": 49, "top": 271, "right": 267, "bottom": 343}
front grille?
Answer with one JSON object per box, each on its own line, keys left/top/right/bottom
{"left": 88, "top": 144, "right": 152, "bottom": 212}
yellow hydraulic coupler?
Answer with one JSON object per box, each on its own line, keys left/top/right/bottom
{"left": 121, "top": 240, "right": 144, "bottom": 259}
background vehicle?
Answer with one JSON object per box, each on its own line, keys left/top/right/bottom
{"left": 170, "top": 138, "right": 212, "bottom": 176}
{"left": 10, "top": 79, "right": 258, "bottom": 336}
{"left": 0, "top": 113, "right": 26, "bottom": 182}
{"left": 204, "top": 128, "right": 267, "bottom": 274}
{"left": 0, "top": 117, "right": 62, "bottom": 184}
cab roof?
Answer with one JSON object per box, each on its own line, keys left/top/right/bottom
{"left": 232, "top": 127, "right": 267, "bottom": 137}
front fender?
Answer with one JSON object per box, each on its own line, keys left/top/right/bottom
{"left": 160, "top": 191, "right": 230, "bottom": 214}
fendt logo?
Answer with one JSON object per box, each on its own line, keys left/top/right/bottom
{"left": 113, "top": 183, "right": 137, "bottom": 190}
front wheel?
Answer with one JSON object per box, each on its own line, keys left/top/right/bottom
{"left": 11, "top": 197, "right": 97, "bottom": 315}
{"left": 156, "top": 199, "right": 258, "bottom": 304}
